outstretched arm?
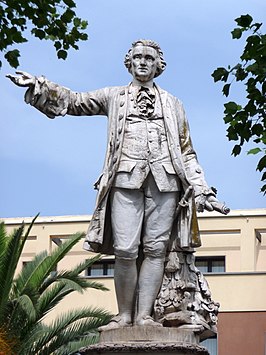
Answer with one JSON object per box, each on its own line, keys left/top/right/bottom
{"left": 6, "top": 71, "right": 36, "bottom": 87}
{"left": 6, "top": 71, "right": 108, "bottom": 119}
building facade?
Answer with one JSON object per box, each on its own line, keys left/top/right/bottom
{"left": 3, "top": 209, "right": 266, "bottom": 355}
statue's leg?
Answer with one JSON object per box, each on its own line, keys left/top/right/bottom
{"left": 135, "top": 255, "right": 165, "bottom": 325}
{"left": 108, "top": 187, "right": 144, "bottom": 328}
{"left": 114, "top": 258, "right": 137, "bottom": 324}
{"left": 135, "top": 175, "right": 179, "bottom": 325}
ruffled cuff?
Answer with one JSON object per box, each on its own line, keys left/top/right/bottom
{"left": 24, "top": 76, "right": 70, "bottom": 118}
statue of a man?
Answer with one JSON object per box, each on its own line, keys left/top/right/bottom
{"left": 7, "top": 39, "right": 228, "bottom": 330}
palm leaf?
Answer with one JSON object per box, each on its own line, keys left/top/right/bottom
{"left": 39, "top": 254, "right": 108, "bottom": 294}
{"left": 16, "top": 232, "right": 85, "bottom": 296}
{"left": 22, "top": 307, "right": 112, "bottom": 354}
{"left": 0, "top": 215, "right": 39, "bottom": 323}
{"left": 37, "top": 274, "right": 108, "bottom": 321}
{"left": 12, "top": 250, "right": 48, "bottom": 297}
{"left": 0, "top": 219, "right": 112, "bottom": 355}
{"left": 0, "top": 224, "right": 25, "bottom": 322}
{"left": 53, "top": 335, "right": 99, "bottom": 355}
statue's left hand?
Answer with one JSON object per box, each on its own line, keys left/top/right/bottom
{"left": 6, "top": 71, "right": 36, "bottom": 87}
{"left": 196, "top": 194, "right": 230, "bottom": 215}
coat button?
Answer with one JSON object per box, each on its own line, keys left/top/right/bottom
{"left": 120, "top": 101, "right": 125, "bottom": 107}
{"left": 120, "top": 90, "right": 125, "bottom": 95}
{"left": 119, "top": 114, "right": 123, "bottom": 120}
{"left": 108, "top": 171, "right": 113, "bottom": 178}
{"left": 113, "top": 156, "right": 117, "bottom": 163}
{"left": 118, "top": 127, "right": 122, "bottom": 134}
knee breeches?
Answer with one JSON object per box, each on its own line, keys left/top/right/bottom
{"left": 110, "top": 174, "right": 179, "bottom": 260}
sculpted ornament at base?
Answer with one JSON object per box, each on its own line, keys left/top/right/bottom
{"left": 7, "top": 40, "right": 229, "bottom": 341}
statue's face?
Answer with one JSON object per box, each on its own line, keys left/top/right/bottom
{"left": 131, "top": 45, "right": 159, "bottom": 82}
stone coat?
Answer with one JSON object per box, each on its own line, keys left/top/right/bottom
{"left": 25, "top": 78, "right": 212, "bottom": 254}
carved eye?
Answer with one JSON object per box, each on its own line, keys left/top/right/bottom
{"left": 146, "top": 55, "right": 155, "bottom": 62}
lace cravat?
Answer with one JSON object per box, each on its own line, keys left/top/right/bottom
{"left": 136, "top": 86, "right": 155, "bottom": 117}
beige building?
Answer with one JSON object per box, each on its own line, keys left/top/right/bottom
{"left": 3, "top": 208, "right": 266, "bottom": 355}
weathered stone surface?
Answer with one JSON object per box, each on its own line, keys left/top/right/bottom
{"left": 154, "top": 252, "right": 219, "bottom": 340}
{"left": 99, "top": 325, "right": 201, "bottom": 344}
{"left": 79, "top": 342, "right": 209, "bottom": 355}
{"left": 7, "top": 40, "right": 229, "bottom": 346}
{"left": 79, "top": 326, "right": 209, "bottom": 355}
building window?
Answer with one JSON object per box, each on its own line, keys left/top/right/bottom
{"left": 23, "top": 261, "right": 57, "bottom": 276}
{"left": 201, "top": 336, "right": 217, "bottom": 355}
{"left": 86, "top": 259, "right": 115, "bottom": 277}
{"left": 22, "top": 261, "right": 31, "bottom": 268}
{"left": 195, "top": 256, "right": 225, "bottom": 273}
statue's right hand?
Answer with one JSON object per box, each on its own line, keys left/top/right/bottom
{"left": 6, "top": 71, "right": 36, "bottom": 87}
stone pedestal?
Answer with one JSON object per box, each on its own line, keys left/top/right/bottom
{"left": 79, "top": 326, "right": 209, "bottom": 355}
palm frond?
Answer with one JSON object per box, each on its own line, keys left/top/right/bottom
{"left": 0, "top": 222, "right": 7, "bottom": 259}
{"left": 53, "top": 335, "right": 99, "bottom": 355}
{"left": 68, "top": 253, "right": 102, "bottom": 276}
{"left": 39, "top": 255, "right": 109, "bottom": 295}
{"left": 0, "top": 224, "right": 25, "bottom": 322}
{"left": 12, "top": 251, "right": 48, "bottom": 297}
{"left": 36, "top": 282, "right": 68, "bottom": 319}
{"left": 13, "top": 293, "right": 37, "bottom": 323}
{"left": 0, "top": 215, "right": 39, "bottom": 323}
{"left": 15, "top": 232, "right": 84, "bottom": 296}
{"left": 24, "top": 307, "right": 112, "bottom": 354}
{"left": 0, "top": 218, "right": 112, "bottom": 355}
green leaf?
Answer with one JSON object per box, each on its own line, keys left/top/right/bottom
{"left": 57, "top": 50, "right": 68, "bottom": 60}
{"left": 227, "top": 126, "right": 238, "bottom": 141}
{"left": 63, "top": 0, "right": 76, "bottom": 7}
{"left": 32, "top": 29, "right": 46, "bottom": 40}
{"left": 224, "top": 114, "right": 233, "bottom": 124}
{"left": 235, "top": 14, "right": 253, "bottom": 28}
{"left": 261, "top": 184, "right": 266, "bottom": 194}
{"left": 222, "top": 83, "right": 231, "bottom": 97}
{"left": 231, "top": 28, "right": 243, "bottom": 39}
{"left": 73, "top": 17, "right": 81, "bottom": 27}
{"left": 81, "top": 20, "right": 88, "bottom": 30}
{"left": 235, "top": 67, "right": 248, "bottom": 81}
{"left": 251, "top": 123, "right": 263, "bottom": 136}
{"left": 232, "top": 145, "right": 241, "bottom": 156}
{"left": 4, "top": 49, "right": 20, "bottom": 68}
{"left": 251, "top": 22, "right": 262, "bottom": 32}
{"left": 224, "top": 101, "right": 239, "bottom": 114}
{"left": 54, "top": 41, "right": 62, "bottom": 50}
{"left": 248, "top": 147, "right": 262, "bottom": 155}
{"left": 211, "top": 67, "right": 229, "bottom": 82}
{"left": 80, "top": 33, "right": 88, "bottom": 41}
{"left": 257, "top": 155, "right": 266, "bottom": 172}
{"left": 61, "top": 9, "right": 75, "bottom": 24}
{"left": 246, "top": 62, "right": 258, "bottom": 74}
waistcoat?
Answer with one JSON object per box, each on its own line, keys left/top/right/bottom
{"left": 113, "top": 85, "right": 180, "bottom": 192}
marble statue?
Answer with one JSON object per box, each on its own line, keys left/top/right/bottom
{"left": 7, "top": 40, "right": 229, "bottom": 336}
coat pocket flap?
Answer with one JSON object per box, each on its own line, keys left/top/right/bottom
{"left": 117, "top": 161, "right": 136, "bottom": 173}
{"left": 162, "top": 162, "right": 176, "bottom": 175}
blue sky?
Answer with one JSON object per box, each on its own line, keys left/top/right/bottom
{"left": 0, "top": 0, "right": 265, "bottom": 218}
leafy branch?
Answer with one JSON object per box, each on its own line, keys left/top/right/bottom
{"left": 212, "top": 14, "right": 266, "bottom": 194}
{"left": 0, "top": 0, "right": 88, "bottom": 68}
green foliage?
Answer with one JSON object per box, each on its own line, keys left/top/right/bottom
{"left": 0, "top": 0, "right": 88, "bottom": 68}
{"left": 0, "top": 217, "right": 112, "bottom": 354}
{"left": 212, "top": 14, "right": 266, "bottom": 194}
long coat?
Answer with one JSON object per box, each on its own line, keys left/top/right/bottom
{"left": 25, "top": 79, "right": 212, "bottom": 254}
